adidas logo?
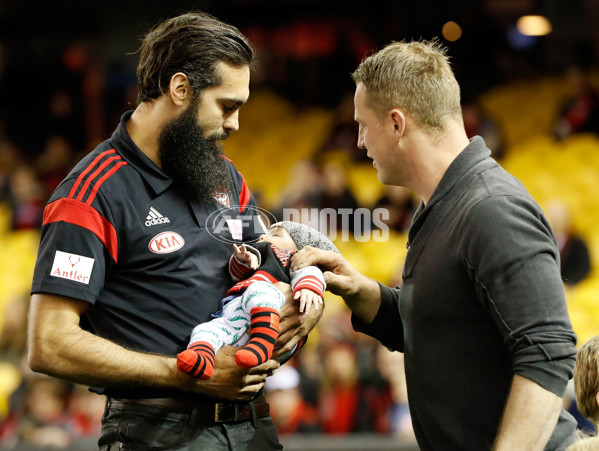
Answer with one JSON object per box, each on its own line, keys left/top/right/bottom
{"left": 145, "top": 207, "right": 170, "bottom": 227}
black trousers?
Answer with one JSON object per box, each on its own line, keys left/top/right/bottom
{"left": 98, "top": 398, "right": 283, "bottom": 450}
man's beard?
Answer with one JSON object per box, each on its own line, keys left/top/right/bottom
{"left": 158, "top": 101, "right": 232, "bottom": 204}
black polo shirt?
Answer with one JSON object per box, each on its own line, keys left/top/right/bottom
{"left": 31, "top": 111, "right": 263, "bottom": 362}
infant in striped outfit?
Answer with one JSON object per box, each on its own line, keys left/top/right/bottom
{"left": 177, "top": 221, "right": 339, "bottom": 379}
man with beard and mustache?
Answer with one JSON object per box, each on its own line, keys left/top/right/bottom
{"left": 27, "top": 12, "right": 320, "bottom": 450}
{"left": 159, "top": 95, "right": 233, "bottom": 205}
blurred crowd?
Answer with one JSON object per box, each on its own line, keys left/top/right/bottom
{"left": 0, "top": 7, "right": 599, "bottom": 450}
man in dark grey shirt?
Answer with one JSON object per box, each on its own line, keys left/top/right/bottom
{"left": 293, "top": 40, "right": 578, "bottom": 450}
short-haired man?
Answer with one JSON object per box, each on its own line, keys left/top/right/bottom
{"left": 293, "top": 40, "right": 579, "bottom": 450}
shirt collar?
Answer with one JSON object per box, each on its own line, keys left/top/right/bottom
{"left": 111, "top": 111, "right": 174, "bottom": 196}
{"left": 427, "top": 135, "right": 491, "bottom": 207}
{"left": 408, "top": 135, "right": 493, "bottom": 248}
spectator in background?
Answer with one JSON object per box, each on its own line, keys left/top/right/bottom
{"left": 563, "top": 378, "right": 596, "bottom": 437}
{"left": 462, "top": 100, "right": 504, "bottom": 160}
{"left": 555, "top": 65, "right": 599, "bottom": 139}
{"left": 0, "top": 295, "right": 29, "bottom": 364}
{"left": 320, "top": 92, "right": 368, "bottom": 162}
{"left": 7, "top": 164, "right": 44, "bottom": 230}
{"left": 264, "top": 364, "right": 321, "bottom": 435}
{"left": 372, "top": 345, "right": 414, "bottom": 438}
{"left": 35, "top": 135, "right": 75, "bottom": 198}
{"left": 545, "top": 199, "right": 592, "bottom": 286}
{"left": 569, "top": 335, "right": 599, "bottom": 450}
{"left": 293, "top": 343, "right": 321, "bottom": 407}
{"left": 318, "top": 341, "right": 374, "bottom": 434}
{"left": 373, "top": 185, "right": 416, "bottom": 233}
{"left": 18, "top": 376, "right": 71, "bottom": 449}
{"left": 0, "top": 139, "right": 22, "bottom": 203}
{"left": 43, "top": 88, "right": 86, "bottom": 152}
{"left": 64, "top": 384, "right": 104, "bottom": 442}
{"left": 0, "top": 357, "right": 103, "bottom": 449}
{"left": 313, "top": 158, "right": 361, "bottom": 235}
{"left": 573, "top": 335, "right": 599, "bottom": 431}
{"left": 275, "top": 159, "right": 321, "bottom": 221}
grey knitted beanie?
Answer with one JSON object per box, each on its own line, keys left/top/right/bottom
{"left": 271, "top": 221, "right": 339, "bottom": 253}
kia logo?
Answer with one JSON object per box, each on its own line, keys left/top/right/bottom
{"left": 149, "top": 231, "right": 185, "bottom": 254}
{"left": 205, "top": 205, "right": 277, "bottom": 244}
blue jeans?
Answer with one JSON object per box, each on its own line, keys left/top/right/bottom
{"left": 98, "top": 398, "right": 283, "bottom": 450}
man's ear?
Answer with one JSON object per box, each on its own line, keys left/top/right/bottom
{"left": 390, "top": 108, "right": 406, "bottom": 142}
{"left": 168, "top": 72, "right": 190, "bottom": 106}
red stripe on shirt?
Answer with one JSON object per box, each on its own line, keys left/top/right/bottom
{"left": 238, "top": 176, "right": 251, "bottom": 213}
{"left": 221, "top": 156, "right": 251, "bottom": 213}
{"left": 69, "top": 149, "right": 117, "bottom": 198}
{"left": 75, "top": 155, "right": 124, "bottom": 202}
{"left": 43, "top": 197, "right": 119, "bottom": 263}
{"left": 85, "top": 161, "right": 127, "bottom": 205}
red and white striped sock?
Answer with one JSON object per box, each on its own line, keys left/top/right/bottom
{"left": 177, "top": 341, "right": 215, "bottom": 379}
{"left": 235, "top": 307, "right": 280, "bottom": 368}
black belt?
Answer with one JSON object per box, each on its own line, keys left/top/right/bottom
{"left": 107, "top": 394, "right": 270, "bottom": 423}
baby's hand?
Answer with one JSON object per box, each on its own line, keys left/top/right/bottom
{"left": 294, "top": 289, "right": 323, "bottom": 314}
{"left": 233, "top": 244, "right": 258, "bottom": 270}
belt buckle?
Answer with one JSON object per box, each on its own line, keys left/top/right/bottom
{"left": 214, "top": 402, "right": 239, "bottom": 422}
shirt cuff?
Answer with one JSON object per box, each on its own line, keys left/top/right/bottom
{"left": 513, "top": 342, "right": 577, "bottom": 396}
{"left": 351, "top": 282, "right": 404, "bottom": 351}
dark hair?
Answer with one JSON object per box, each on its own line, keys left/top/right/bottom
{"left": 136, "top": 12, "right": 255, "bottom": 103}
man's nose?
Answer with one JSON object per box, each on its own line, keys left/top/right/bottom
{"left": 357, "top": 133, "right": 366, "bottom": 149}
{"left": 224, "top": 110, "right": 240, "bottom": 133}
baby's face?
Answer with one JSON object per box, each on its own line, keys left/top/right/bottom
{"left": 258, "top": 226, "right": 298, "bottom": 250}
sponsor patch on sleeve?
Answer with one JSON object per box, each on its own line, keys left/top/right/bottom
{"left": 50, "top": 251, "right": 95, "bottom": 285}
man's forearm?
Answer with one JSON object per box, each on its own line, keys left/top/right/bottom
{"left": 291, "top": 247, "right": 383, "bottom": 325}
{"left": 342, "top": 275, "right": 382, "bottom": 325}
{"left": 28, "top": 299, "right": 187, "bottom": 390}
{"left": 27, "top": 294, "right": 273, "bottom": 400}
{"left": 493, "top": 374, "right": 563, "bottom": 451}
{"left": 39, "top": 330, "right": 181, "bottom": 389}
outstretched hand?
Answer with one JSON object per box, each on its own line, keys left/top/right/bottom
{"left": 292, "top": 246, "right": 382, "bottom": 325}
{"left": 291, "top": 246, "right": 361, "bottom": 297}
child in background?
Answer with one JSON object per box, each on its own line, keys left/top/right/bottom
{"left": 573, "top": 335, "right": 599, "bottom": 430}
{"left": 569, "top": 335, "right": 599, "bottom": 450}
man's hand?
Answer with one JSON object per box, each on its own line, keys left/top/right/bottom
{"left": 189, "top": 346, "right": 279, "bottom": 401}
{"left": 291, "top": 246, "right": 362, "bottom": 297}
{"left": 29, "top": 294, "right": 279, "bottom": 401}
{"left": 272, "top": 282, "right": 323, "bottom": 359}
{"left": 292, "top": 246, "right": 382, "bottom": 325}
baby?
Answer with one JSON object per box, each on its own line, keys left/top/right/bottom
{"left": 177, "top": 221, "right": 338, "bottom": 379}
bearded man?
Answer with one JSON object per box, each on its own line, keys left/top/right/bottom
{"left": 27, "top": 11, "right": 319, "bottom": 450}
